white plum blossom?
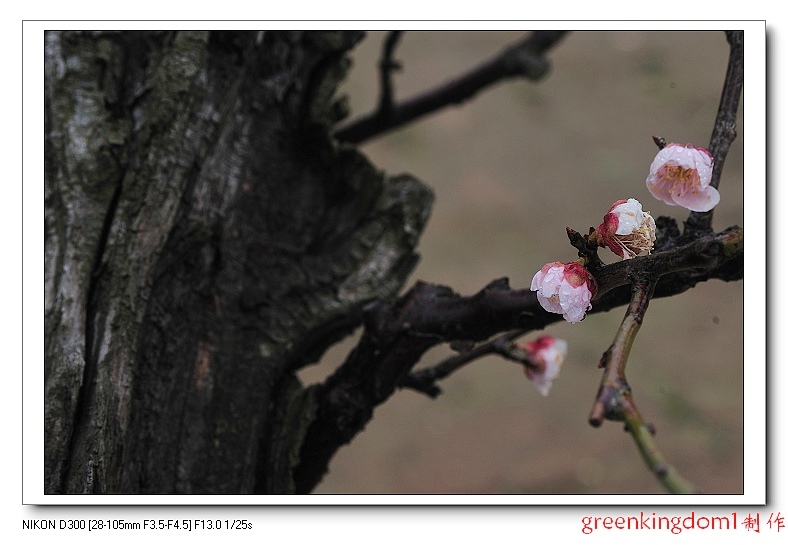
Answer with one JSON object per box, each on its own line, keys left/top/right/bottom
{"left": 519, "top": 336, "right": 568, "bottom": 396}
{"left": 530, "top": 261, "right": 597, "bottom": 323}
{"left": 646, "top": 143, "right": 719, "bottom": 212}
{"left": 597, "top": 198, "right": 656, "bottom": 259}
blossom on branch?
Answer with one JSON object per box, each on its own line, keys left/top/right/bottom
{"left": 519, "top": 335, "right": 568, "bottom": 396}
{"left": 596, "top": 198, "right": 656, "bottom": 259}
{"left": 646, "top": 142, "right": 719, "bottom": 212}
{"left": 530, "top": 261, "right": 597, "bottom": 323}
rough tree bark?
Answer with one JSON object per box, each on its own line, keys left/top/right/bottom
{"left": 45, "top": 30, "right": 433, "bottom": 494}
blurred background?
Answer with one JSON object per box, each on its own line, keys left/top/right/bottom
{"left": 298, "top": 31, "right": 744, "bottom": 494}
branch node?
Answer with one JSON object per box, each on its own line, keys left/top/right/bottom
{"left": 567, "top": 226, "right": 603, "bottom": 269}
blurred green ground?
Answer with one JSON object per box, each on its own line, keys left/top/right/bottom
{"left": 298, "top": 31, "right": 744, "bottom": 494}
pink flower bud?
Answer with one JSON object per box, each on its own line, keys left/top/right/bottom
{"left": 597, "top": 198, "right": 656, "bottom": 259}
{"left": 646, "top": 143, "right": 719, "bottom": 212}
{"left": 519, "top": 335, "right": 568, "bottom": 396}
{"left": 530, "top": 261, "right": 597, "bottom": 323}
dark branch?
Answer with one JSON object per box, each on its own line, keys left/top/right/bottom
{"left": 687, "top": 30, "right": 744, "bottom": 232}
{"left": 378, "top": 31, "right": 403, "bottom": 115}
{"left": 399, "top": 225, "right": 739, "bottom": 399}
{"left": 335, "top": 31, "right": 569, "bottom": 144}
{"left": 293, "top": 226, "right": 742, "bottom": 492}
{"left": 401, "top": 329, "right": 527, "bottom": 397}
{"left": 708, "top": 31, "right": 745, "bottom": 191}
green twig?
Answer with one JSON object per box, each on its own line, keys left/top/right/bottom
{"left": 589, "top": 276, "right": 698, "bottom": 494}
{"left": 623, "top": 412, "right": 700, "bottom": 494}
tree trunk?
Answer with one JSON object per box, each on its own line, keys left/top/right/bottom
{"left": 44, "top": 30, "right": 433, "bottom": 494}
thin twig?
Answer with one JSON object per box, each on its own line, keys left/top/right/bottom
{"left": 378, "top": 31, "right": 403, "bottom": 115}
{"left": 401, "top": 329, "right": 527, "bottom": 397}
{"left": 624, "top": 411, "right": 700, "bottom": 494}
{"left": 687, "top": 30, "right": 744, "bottom": 232}
{"left": 589, "top": 277, "right": 655, "bottom": 427}
{"left": 335, "top": 31, "right": 568, "bottom": 144}
{"left": 589, "top": 276, "right": 698, "bottom": 493}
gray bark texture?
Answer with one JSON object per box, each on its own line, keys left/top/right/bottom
{"left": 44, "top": 30, "right": 433, "bottom": 494}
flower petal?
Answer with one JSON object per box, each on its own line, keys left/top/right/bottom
{"left": 671, "top": 185, "right": 721, "bottom": 212}
{"left": 559, "top": 282, "right": 592, "bottom": 323}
